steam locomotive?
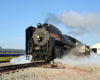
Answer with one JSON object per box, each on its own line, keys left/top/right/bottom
{"left": 26, "top": 23, "right": 91, "bottom": 62}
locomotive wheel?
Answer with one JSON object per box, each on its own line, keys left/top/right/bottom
{"left": 45, "top": 56, "right": 47, "bottom": 62}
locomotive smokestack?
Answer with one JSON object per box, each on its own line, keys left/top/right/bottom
{"left": 43, "top": 23, "right": 48, "bottom": 26}
{"left": 43, "top": 23, "right": 48, "bottom": 28}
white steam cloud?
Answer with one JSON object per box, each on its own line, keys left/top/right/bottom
{"left": 54, "top": 52, "right": 100, "bottom": 66}
{"left": 45, "top": 10, "right": 100, "bottom": 36}
{"left": 10, "top": 55, "right": 32, "bottom": 64}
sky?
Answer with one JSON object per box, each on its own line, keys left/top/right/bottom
{"left": 0, "top": 0, "right": 100, "bottom": 49}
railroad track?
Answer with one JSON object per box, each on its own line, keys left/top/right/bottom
{"left": 0, "top": 61, "right": 10, "bottom": 63}
{"left": 0, "top": 62, "right": 49, "bottom": 74}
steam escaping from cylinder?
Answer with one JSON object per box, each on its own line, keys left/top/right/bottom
{"left": 54, "top": 52, "right": 100, "bottom": 66}
{"left": 10, "top": 55, "right": 32, "bottom": 64}
{"left": 45, "top": 10, "right": 100, "bottom": 36}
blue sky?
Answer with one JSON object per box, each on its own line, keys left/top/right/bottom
{"left": 0, "top": 0, "right": 100, "bottom": 49}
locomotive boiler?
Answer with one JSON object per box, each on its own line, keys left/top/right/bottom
{"left": 26, "top": 23, "right": 90, "bottom": 62}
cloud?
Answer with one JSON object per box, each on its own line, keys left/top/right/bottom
{"left": 45, "top": 10, "right": 100, "bottom": 36}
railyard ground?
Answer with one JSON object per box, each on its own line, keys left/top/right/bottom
{"left": 0, "top": 63, "right": 100, "bottom": 80}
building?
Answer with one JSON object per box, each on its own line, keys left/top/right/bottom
{"left": 91, "top": 43, "right": 100, "bottom": 55}
{"left": 0, "top": 46, "right": 25, "bottom": 56}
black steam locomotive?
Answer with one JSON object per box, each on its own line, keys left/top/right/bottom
{"left": 26, "top": 23, "right": 91, "bottom": 62}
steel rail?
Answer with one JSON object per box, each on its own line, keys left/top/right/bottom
{"left": 0, "top": 62, "right": 49, "bottom": 73}
{"left": 0, "top": 61, "right": 10, "bottom": 63}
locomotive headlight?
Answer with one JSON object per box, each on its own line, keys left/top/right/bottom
{"left": 37, "top": 23, "right": 42, "bottom": 28}
{"left": 38, "top": 23, "right": 41, "bottom": 26}
{"left": 36, "top": 34, "right": 43, "bottom": 42}
{"left": 37, "top": 35, "right": 39, "bottom": 38}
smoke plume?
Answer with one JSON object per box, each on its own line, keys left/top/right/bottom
{"left": 54, "top": 52, "right": 100, "bottom": 66}
{"left": 45, "top": 10, "right": 100, "bottom": 36}
{"left": 10, "top": 55, "right": 32, "bottom": 64}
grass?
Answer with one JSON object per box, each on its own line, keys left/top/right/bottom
{"left": 0, "top": 56, "right": 19, "bottom": 61}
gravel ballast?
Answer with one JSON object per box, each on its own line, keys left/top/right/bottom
{"left": 0, "top": 64, "right": 100, "bottom": 80}
{"left": 0, "top": 62, "right": 16, "bottom": 67}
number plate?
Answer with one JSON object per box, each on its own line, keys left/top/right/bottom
{"left": 35, "top": 46, "right": 40, "bottom": 50}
